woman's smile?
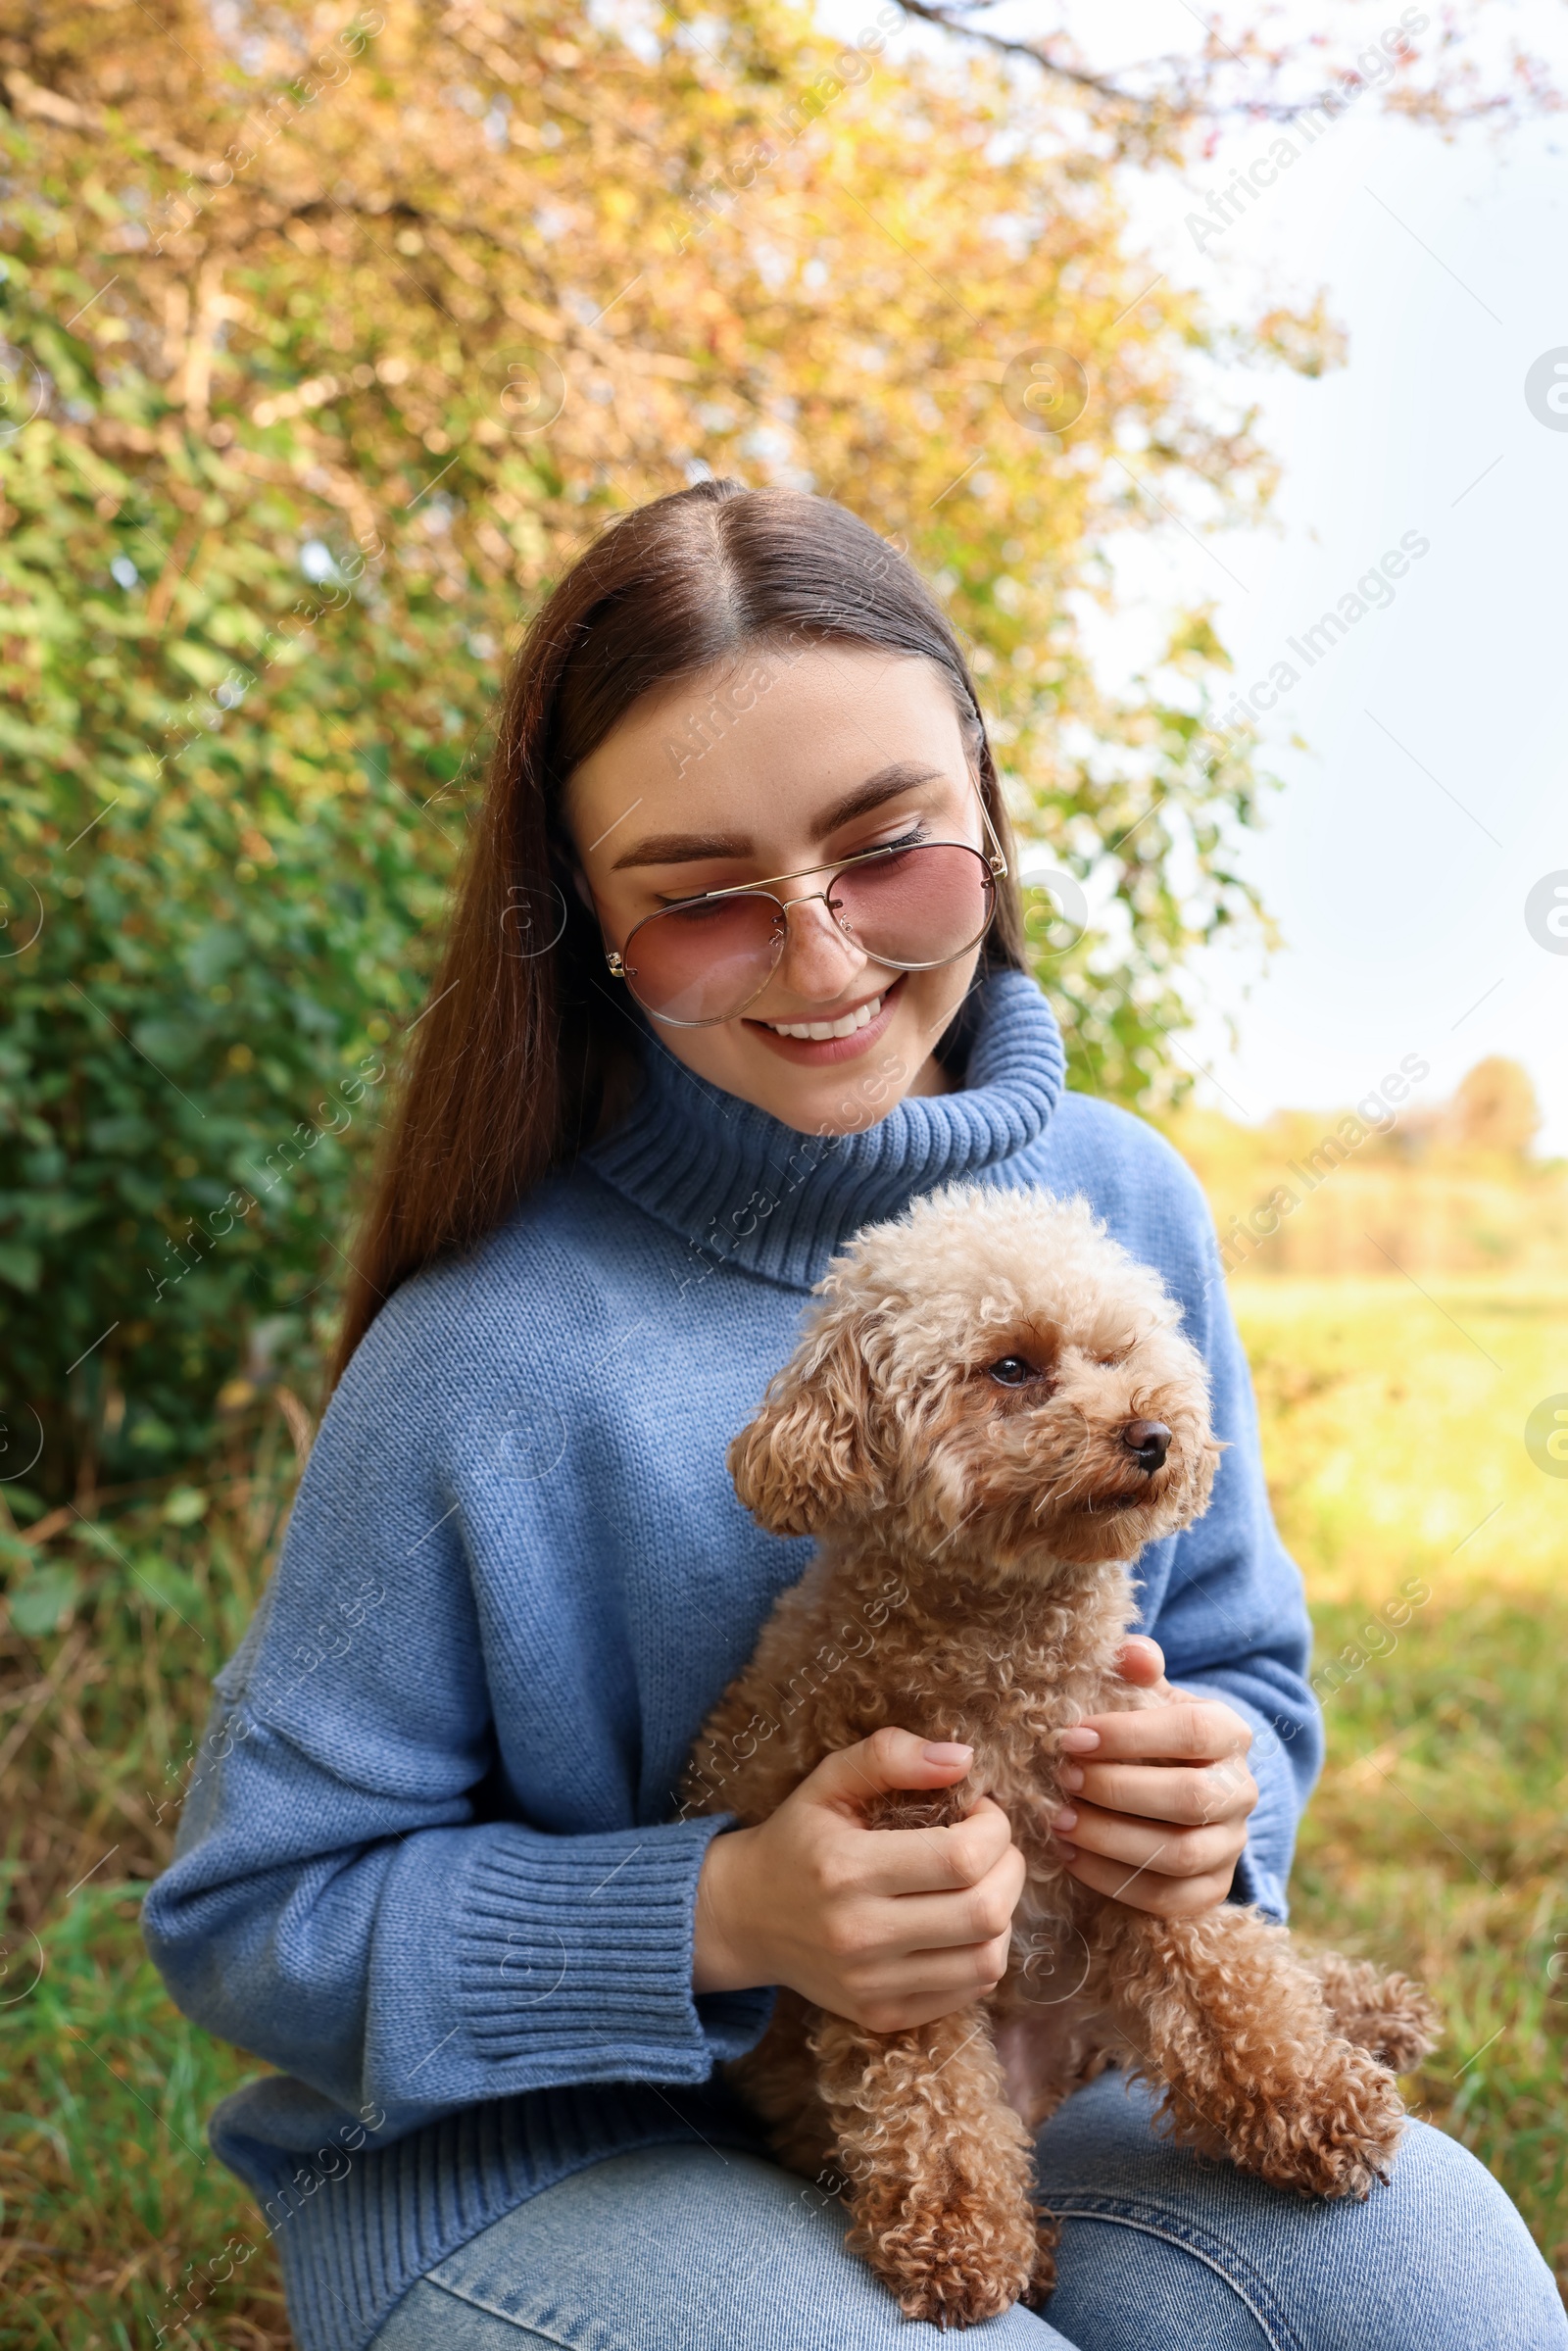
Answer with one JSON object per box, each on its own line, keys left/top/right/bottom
{"left": 745, "top": 975, "right": 904, "bottom": 1061}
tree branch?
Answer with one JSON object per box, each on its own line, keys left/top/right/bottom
{"left": 889, "top": 0, "right": 1549, "bottom": 133}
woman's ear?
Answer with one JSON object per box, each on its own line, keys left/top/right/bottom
{"left": 726, "top": 1309, "right": 885, "bottom": 1537}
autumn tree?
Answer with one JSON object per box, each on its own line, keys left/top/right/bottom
{"left": 0, "top": 0, "right": 1541, "bottom": 1493}
{"left": 1448, "top": 1057, "right": 1542, "bottom": 1158}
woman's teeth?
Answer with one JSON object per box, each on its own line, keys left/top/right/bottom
{"left": 763, "top": 994, "right": 882, "bottom": 1042}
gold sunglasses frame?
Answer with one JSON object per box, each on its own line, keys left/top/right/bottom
{"left": 601, "top": 782, "right": 1009, "bottom": 1029}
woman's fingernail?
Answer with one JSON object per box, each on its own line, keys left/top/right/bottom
{"left": 1050, "top": 1806, "right": 1078, "bottom": 1833}
{"left": 1058, "top": 1764, "right": 1084, "bottom": 1792}
{"left": 922, "top": 1739, "right": 973, "bottom": 1763}
{"left": 1059, "top": 1728, "right": 1100, "bottom": 1753}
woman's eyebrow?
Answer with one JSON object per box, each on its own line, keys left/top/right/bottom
{"left": 608, "top": 762, "right": 948, "bottom": 870}
{"left": 817, "top": 762, "right": 948, "bottom": 838}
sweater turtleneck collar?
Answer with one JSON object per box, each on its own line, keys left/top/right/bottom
{"left": 583, "top": 965, "right": 1067, "bottom": 1292}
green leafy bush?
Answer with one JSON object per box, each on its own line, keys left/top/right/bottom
{"left": 0, "top": 287, "right": 481, "bottom": 1494}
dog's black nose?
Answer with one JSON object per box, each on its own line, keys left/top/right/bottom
{"left": 1123, "top": 1419, "right": 1171, "bottom": 1472}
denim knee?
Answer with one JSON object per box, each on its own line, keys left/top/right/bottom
{"left": 1036, "top": 2073, "right": 1567, "bottom": 2351}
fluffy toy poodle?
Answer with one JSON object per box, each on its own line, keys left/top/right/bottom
{"left": 682, "top": 1184, "right": 1437, "bottom": 2327}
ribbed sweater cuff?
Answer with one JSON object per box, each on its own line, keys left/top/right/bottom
{"left": 451, "top": 1812, "right": 776, "bottom": 2081}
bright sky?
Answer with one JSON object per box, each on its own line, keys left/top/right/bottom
{"left": 814, "top": 1, "right": 1568, "bottom": 1149}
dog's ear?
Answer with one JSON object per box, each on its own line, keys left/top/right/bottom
{"left": 727, "top": 1307, "right": 885, "bottom": 1537}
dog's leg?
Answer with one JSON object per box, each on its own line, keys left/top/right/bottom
{"left": 808, "top": 2001, "right": 1042, "bottom": 2327}
{"left": 723, "top": 1987, "right": 840, "bottom": 2180}
{"left": 1095, "top": 1903, "right": 1409, "bottom": 2199}
{"left": 1309, "top": 1949, "right": 1441, "bottom": 2074}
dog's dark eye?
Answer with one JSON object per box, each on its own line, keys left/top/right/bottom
{"left": 988, "top": 1355, "right": 1040, "bottom": 1387}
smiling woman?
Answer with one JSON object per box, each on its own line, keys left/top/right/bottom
{"left": 325, "top": 478, "right": 1031, "bottom": 1376}
{"left": 566, "top": 651, "right": 1006, "bottom": 1105}
{"left": 142, "top": 480, "right": 1566, "bottom": 2351}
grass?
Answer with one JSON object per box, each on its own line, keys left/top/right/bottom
{"left": 2, "top": 1277, "right": 1565, "bottom": 2342}
{"left": 1232, "top": 1272, "right": 1568, "bottom": 1599}
{"left": 0, "top": 1418, "right": 299, "bottom": 2347}
{"left": 1231, "top": 1274, "right": 1568, "bottom": 2285}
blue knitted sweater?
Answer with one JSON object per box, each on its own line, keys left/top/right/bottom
{"left": 142, "top": 968, "right": 1322, "bottom": 2351}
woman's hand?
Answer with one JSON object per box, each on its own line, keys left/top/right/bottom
{"left": 1051, "top": 1636, "right": 1258, "bottom": 1919}
{"left": 692, "top": 1725, "right": 1026, "bottom": 2033}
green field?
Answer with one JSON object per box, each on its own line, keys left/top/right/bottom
{"left": 1234, "top": 1277, "right": 1568, "bottom": 2289}
{"left": 2, "top": 1277, "right": 1564, "bottom": 2342}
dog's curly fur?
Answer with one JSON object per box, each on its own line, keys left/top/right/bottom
{"left": 682, "top": 1184, "right": 1439, "bottom": 2327}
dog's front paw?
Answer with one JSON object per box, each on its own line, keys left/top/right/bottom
{"left": 886, "top": 2238, "right": 1036, "bottom": 2329}
{"left": 854, "top": 2181, "right": 1040, "bottom": 2328}
{"left": 1242, "top": 2041, "right": 1409, "bottom": 2200}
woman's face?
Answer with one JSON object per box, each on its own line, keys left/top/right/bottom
{"left": 563, "top": 643, "right": 992, "bottom": 1134}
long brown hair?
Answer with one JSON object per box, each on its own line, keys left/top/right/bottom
{"left": 330, "top": 480, "right": 1027, "bottom": 1385}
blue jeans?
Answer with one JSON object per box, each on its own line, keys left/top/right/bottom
{"left": 370, "top": 2072, "right": 1566, "bottom": 2350}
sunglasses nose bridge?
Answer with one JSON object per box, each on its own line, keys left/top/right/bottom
{"left": 774, "top": 880, "right": 835, "bottom": 919}
{"left": 773, "top": 881, "right": 860, "bottom": 959}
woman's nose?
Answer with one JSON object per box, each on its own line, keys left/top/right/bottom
{"left": 773, "top": 890, "right": 867, "bottom": 999}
